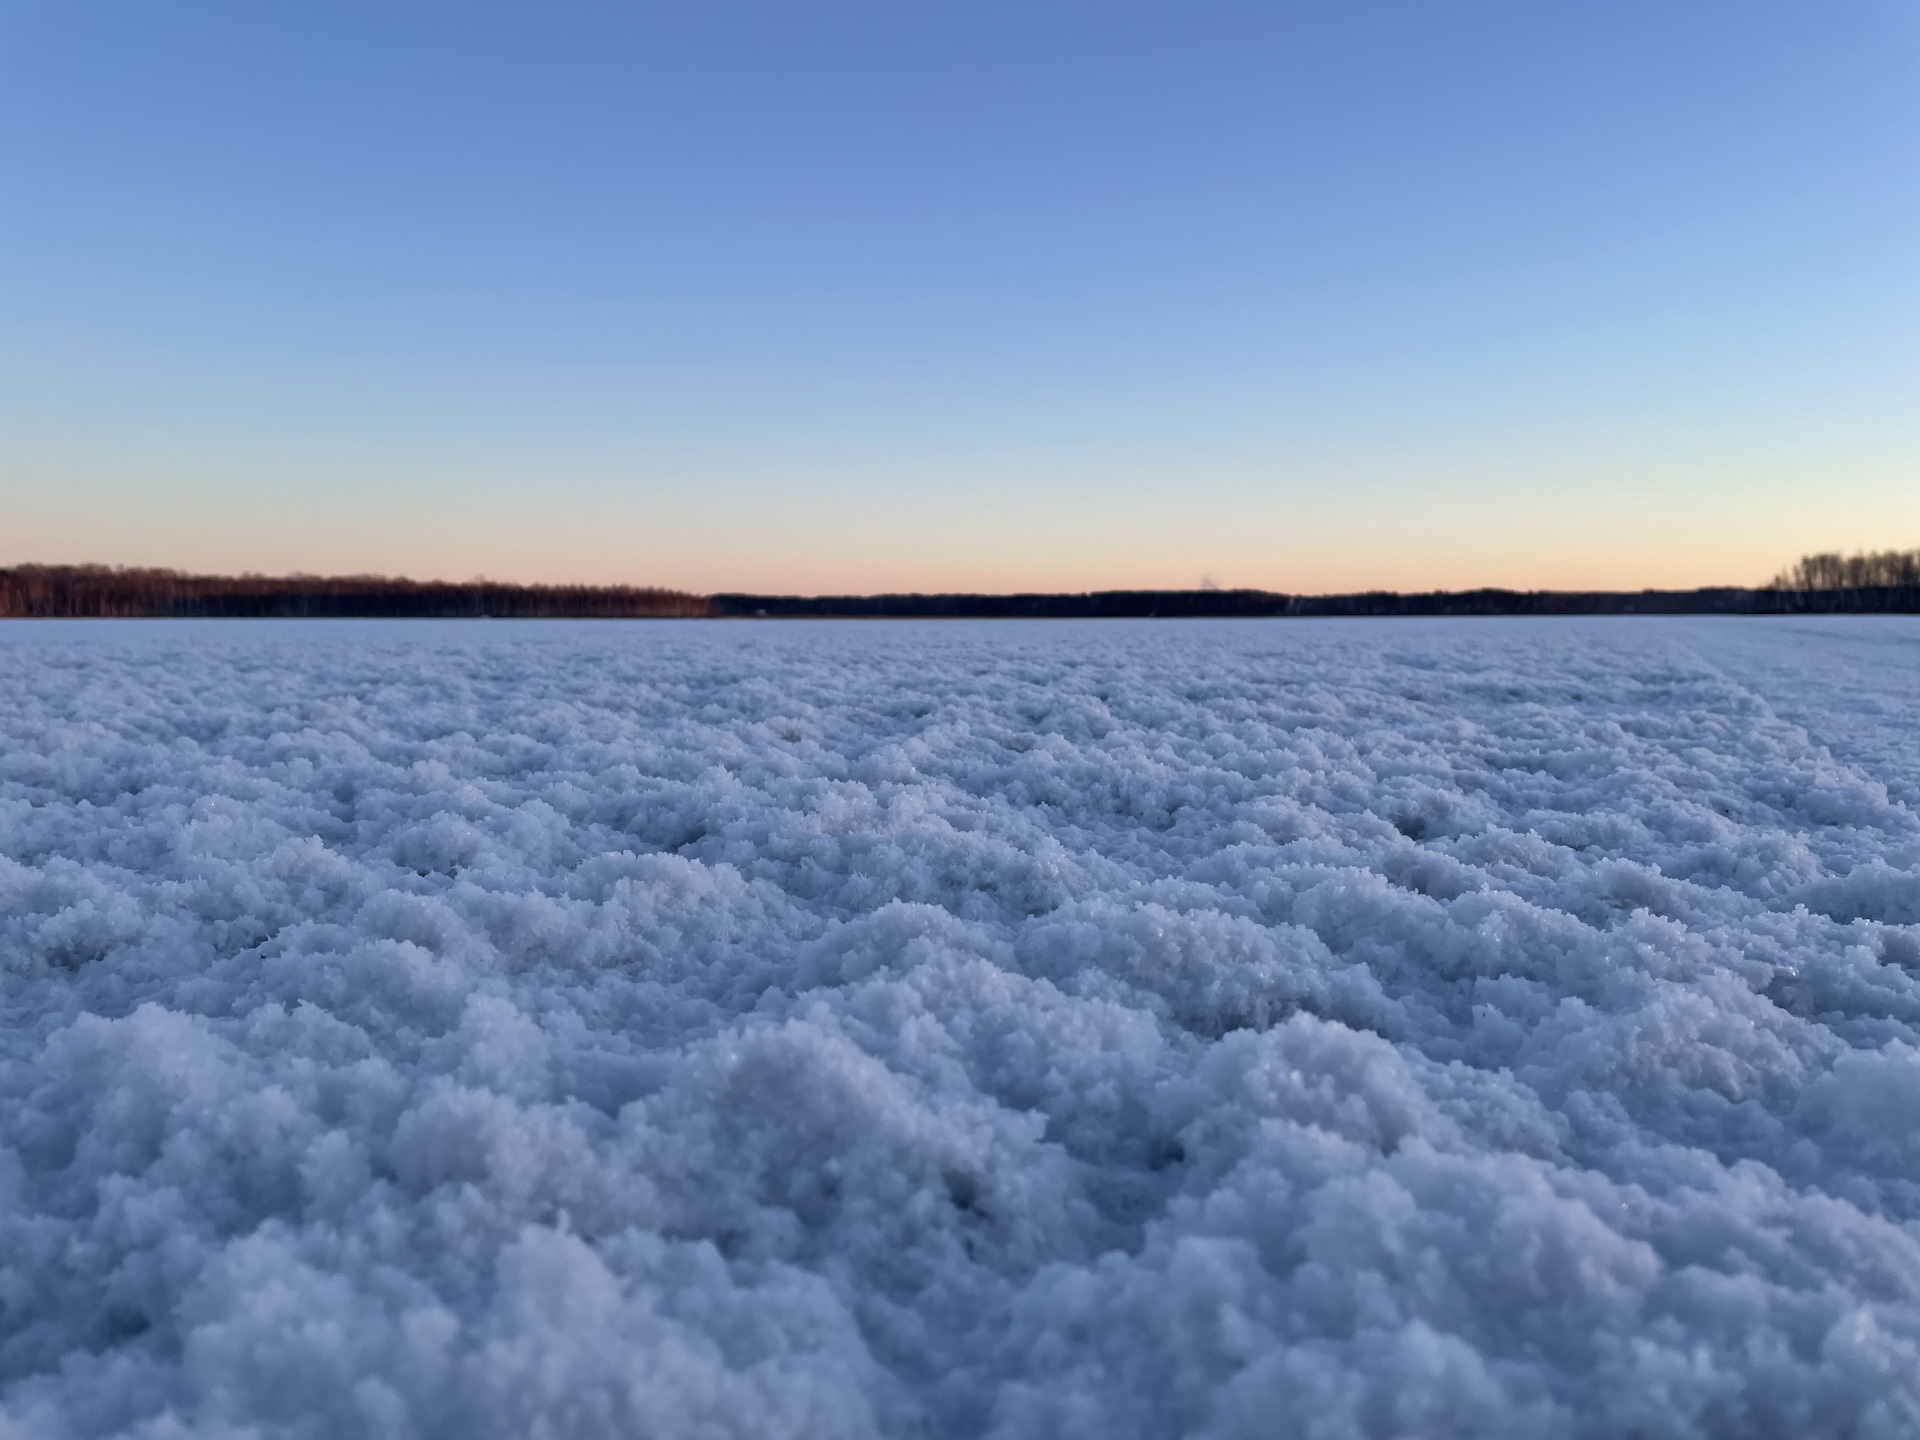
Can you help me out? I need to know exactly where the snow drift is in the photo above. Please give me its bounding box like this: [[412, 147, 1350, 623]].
[[2, 616, 1918, 1438]]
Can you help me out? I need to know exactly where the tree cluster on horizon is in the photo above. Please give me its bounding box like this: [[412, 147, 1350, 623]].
[[1771, 549, 1920, 593]]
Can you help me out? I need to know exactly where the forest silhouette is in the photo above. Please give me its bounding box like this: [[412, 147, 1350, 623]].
[[3, 552, 1916, 619]]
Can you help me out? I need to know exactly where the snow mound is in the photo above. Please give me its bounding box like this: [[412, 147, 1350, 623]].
[[3, 616, 1919, 1439]]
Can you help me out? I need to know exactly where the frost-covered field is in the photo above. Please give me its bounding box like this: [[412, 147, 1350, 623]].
[[3, 617, 1919, 1440]]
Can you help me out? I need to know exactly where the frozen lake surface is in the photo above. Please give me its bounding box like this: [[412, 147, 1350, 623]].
[[3, 616, 1919, 1439]]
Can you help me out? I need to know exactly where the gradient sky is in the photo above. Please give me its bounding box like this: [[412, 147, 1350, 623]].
[[3, 0, 1916, 595]]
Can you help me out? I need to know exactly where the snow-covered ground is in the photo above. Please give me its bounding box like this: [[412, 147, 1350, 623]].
[[3, 616, 1918, 1440]]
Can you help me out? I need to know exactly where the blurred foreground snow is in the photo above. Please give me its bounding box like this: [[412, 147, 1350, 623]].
[[2, 617, 1919, 1439]]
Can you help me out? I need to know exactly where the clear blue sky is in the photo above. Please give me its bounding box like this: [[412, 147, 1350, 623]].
[[3, 0, 1915, 593]]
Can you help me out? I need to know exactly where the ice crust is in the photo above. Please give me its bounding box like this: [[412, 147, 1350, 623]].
[[2, 616, 1919, 1439]]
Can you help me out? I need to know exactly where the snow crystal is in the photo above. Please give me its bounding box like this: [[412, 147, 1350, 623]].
[[2, 615, 1919, 1439]]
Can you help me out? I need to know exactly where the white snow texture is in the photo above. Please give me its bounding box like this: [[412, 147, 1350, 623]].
[[3, 616, 1919, 1440]]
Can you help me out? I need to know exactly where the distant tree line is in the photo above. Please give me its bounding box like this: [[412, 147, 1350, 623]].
[[708, 552, 1916, 617], [5, 556, 1917, 620], [0, 566, 712, 618], [708, 589, 1296, 618], [711, 587, 1816, 618]]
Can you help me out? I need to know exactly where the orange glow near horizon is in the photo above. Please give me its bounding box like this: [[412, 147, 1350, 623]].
[[7, 448, 1914, 597]]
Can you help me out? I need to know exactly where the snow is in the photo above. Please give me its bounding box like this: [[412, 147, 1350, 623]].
[[2, 615, 1918, 1439]]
